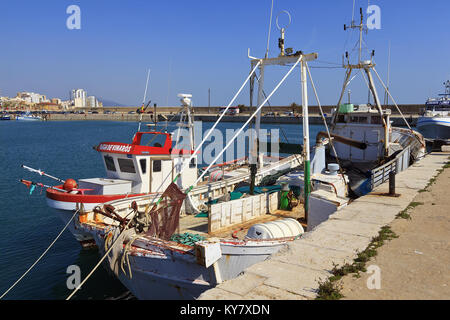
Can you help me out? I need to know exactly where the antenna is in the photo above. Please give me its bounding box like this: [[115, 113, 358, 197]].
[[440, 80, 450, 97], [276, 10, 291, 57], [351, 0, 355, 25], [265, 0, 274, 59], [384, 41, 391, 105], [142, 68, 150, 104], [343, 7, 368, 65]]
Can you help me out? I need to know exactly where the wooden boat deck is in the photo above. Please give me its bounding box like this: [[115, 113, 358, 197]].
[[178, 204, 305, 240]]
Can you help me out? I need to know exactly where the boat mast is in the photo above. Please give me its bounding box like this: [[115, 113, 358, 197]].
[[248, 9, 317, 217], [440, 80, 450, 98], [138, 69, 151, 132], [301, 58, 310, 221], [332, 7, 389, 155], [384, 41, 391, 106], [177, 94, 195, 152]]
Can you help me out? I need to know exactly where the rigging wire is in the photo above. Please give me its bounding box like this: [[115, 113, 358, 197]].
[[0, 209, 80, 299], [191, 56, 302, 188], [305, 62, 348, 186]]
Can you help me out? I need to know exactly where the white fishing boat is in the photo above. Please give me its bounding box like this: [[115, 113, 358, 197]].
[[417, 80, 450, 141], [0, 113, 11, 120], [321, 7, 426, 197], [35, 93, 301, 247], [72, 12, 353, 300], [16, 111, 42, 121]]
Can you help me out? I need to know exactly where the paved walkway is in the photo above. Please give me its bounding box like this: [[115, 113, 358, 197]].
[[198, 152, 450, 300], [341, 161, 450, 299]]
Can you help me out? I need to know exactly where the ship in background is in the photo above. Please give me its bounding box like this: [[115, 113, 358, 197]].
[[417, 80, 450, 141]]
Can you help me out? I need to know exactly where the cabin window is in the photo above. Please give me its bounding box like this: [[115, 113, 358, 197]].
[[337, 115, 346, 123], [357, 116, 368, 123], [350, 116, 368, 123], [139, 159, 147, 174], [153, 160, 161, 172], [140, 133, 167, 148], [371, 116, 382, 124], [118, 158, 136, 173], [104, 155, 116, 172]]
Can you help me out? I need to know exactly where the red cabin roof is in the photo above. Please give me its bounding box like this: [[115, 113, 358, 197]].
[[95, 131, 195, 156]]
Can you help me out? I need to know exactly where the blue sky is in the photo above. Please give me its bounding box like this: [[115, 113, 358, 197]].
[[0, 0, 449, 107]]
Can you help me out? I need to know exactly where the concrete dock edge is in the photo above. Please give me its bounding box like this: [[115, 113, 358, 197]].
[[198, 151, 450, 300]]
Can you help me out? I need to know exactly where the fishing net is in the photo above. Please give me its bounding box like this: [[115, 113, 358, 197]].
[[145, 183, 186, 240]]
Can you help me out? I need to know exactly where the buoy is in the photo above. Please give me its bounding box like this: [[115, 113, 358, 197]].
[[63, 178, 78, 191]]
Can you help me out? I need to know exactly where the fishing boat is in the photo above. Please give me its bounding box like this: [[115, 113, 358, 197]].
[[0, 113, 11, 120], [32, 93, 300, 247], [71, 12, 354, 299], [16, 111, 42, 121], [321, 7, 426, 197], [417, 80, 450, 141]]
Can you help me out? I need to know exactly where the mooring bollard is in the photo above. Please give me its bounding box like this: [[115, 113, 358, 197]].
[[389, 171, 396, 196]]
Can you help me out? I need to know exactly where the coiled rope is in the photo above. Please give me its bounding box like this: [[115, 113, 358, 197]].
[[0, 209, 80, 299]]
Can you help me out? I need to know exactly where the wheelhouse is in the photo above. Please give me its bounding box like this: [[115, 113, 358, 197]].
[[332, 104, 391, 163], [93, 132, 198, 194]]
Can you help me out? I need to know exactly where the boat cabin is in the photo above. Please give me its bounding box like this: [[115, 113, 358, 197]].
[[78, 132, 198, 195], [332, 104, 391, 163], [424, 99, 450, 116]]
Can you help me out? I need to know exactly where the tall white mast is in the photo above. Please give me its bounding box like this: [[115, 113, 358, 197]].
[[248, 9, 317, 215]]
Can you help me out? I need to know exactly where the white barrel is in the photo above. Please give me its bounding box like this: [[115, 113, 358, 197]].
[[246, 218, 304, 240]]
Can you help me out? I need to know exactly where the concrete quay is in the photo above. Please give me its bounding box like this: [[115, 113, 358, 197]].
[[45, 113, 418, 126], [198, 151, 450, 300]]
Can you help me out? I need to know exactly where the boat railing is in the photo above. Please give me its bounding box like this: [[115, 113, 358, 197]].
[[370, 145, 411, 189]]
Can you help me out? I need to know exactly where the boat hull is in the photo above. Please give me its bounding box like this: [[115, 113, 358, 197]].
[[46, 189, 146, 247], [88, 231, 289, 300], [417, 117, 450, 140], [49, 206, 97, 247]]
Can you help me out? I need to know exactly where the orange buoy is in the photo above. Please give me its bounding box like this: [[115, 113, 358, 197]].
[[63, 178, 78, 191]]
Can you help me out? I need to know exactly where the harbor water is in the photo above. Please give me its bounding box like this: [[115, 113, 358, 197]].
[[0, 120, 325, 300]]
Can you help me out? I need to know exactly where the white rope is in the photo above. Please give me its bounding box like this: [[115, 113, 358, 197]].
[[132, 61, 263, 207], [139, 60, 262, 203], [192, 55, 303, 187], [66, 211, 135, 300], [0, 209, 79, 299], [305, 62, 348, 186], [372, 67, 413, 130], [177, 60, 262, 177]]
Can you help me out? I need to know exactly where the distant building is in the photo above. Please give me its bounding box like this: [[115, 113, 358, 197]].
[[16, 92, 48, 104], [87, 96, 99, 108], [51, 98, 62, 105], [36, 102, 60, 111], [72, 89, 87, 108], [60, 100, 72, 110]]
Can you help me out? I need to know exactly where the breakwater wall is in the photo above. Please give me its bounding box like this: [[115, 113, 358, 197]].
[[45, 113, 419, 127]]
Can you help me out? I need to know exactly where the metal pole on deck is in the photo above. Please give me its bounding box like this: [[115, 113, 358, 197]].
[[301, 58, 311, 223]]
